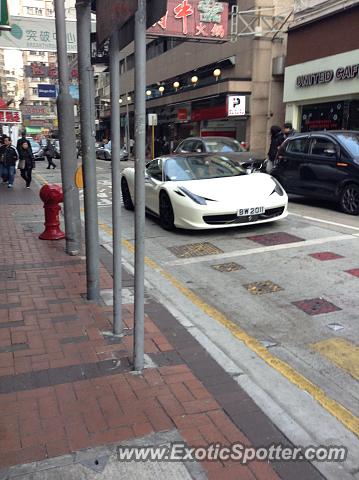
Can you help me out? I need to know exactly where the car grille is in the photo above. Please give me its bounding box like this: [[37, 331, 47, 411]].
[[203, 207, 284, 225]]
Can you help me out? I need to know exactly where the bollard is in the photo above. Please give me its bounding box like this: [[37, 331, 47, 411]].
[[39, 184, 65, 240]]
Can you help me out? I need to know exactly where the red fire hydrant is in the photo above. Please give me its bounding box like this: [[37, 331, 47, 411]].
[[39, 184, 65, 240]]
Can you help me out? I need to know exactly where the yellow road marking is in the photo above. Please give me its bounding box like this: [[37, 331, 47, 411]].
[[102, 222, 359, 437], [312, 338, 359, 381]]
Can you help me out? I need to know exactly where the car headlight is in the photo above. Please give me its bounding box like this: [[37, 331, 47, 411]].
[[178, 187, 208, 205], [270, 177, 284, 196]]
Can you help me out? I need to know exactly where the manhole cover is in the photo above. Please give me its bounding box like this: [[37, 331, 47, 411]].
[[346, 268, 359, 278], [244, 280, 283, 295], [168, 242, 223, 258], [211, 262, 243, 272], [309, 252, 344, 261], [292, 298, 341, 316], [247, 232, 304, 246]]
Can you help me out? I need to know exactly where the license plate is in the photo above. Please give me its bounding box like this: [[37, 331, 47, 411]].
[[238, 206, 265, 216]]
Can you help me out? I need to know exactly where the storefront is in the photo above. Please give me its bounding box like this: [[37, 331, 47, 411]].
[[283, 3, 359, 133]]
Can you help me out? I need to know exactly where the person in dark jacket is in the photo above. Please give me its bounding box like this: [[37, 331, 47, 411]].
[[266, 125, 285, 173], [283, 122, 296, 139], [16, 131, 33, 154], [18, 139, 35, 188], [44, 138, 56, 169], [0, 136, 19, 188]]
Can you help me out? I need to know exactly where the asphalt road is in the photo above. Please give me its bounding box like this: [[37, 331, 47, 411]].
[[34, 157, 359, 479]]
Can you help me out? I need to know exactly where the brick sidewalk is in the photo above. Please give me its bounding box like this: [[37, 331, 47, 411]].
[[0, 185, 323, 479]]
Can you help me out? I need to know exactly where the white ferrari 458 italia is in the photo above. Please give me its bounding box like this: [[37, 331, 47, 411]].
[[121, 154, 288, 230]]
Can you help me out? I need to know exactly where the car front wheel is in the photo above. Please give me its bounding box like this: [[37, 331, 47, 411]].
[[159, 191, 175, 230], [340, 183, 359, 215], [121, 178, 134, 210]]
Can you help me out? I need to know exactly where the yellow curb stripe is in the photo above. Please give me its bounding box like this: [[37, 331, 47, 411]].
[[99, 222, 359, 437], [311, 338, 359, 381]]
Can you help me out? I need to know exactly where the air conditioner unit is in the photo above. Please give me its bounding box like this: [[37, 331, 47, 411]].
[[272, 56, 285, 76]]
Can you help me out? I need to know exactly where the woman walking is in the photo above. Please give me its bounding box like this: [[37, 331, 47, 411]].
[[18, 139, 35, 188], [266, 125, 285, 174], [44, 139, 56, 169]]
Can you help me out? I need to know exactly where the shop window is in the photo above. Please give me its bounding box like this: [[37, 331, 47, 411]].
[[286, 138, 308, 154], [310, 138, 336, 156]]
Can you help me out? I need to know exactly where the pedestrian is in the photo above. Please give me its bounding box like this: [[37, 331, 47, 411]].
[[0, 136, 19, 188], [283, 122, 296, 139], [129, 138, 135, 156], [43, 138, 56, 169], [266, 125, 285, 174], [0, 135, 8, 184], [16, 130, 33, 154], [18, 139, 35, 188]]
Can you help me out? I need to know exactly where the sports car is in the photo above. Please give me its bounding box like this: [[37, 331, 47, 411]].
[[121, 154, 288, 230]]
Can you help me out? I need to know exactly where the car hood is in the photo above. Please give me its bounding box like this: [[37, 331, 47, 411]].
[[173, 173, 277, 202]]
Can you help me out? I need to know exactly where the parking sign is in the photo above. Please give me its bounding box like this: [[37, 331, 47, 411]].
[[227, 95, 246, 116]]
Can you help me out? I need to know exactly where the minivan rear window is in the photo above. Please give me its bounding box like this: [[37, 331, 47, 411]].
[[336, 133, 359, 156], [285, 138, 307, 154]]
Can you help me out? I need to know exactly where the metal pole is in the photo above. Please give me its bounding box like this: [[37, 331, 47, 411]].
[[109, 30, 122, 335], [54, 0, 81, 255], [134, 0, 146, 371], [76, 0, 100, 300], [126, 101, 130, 156]]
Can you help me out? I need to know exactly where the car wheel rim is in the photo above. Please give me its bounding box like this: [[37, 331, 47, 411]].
[[343, 187, 359, 213]]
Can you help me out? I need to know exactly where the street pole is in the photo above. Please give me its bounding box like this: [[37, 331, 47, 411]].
[[54, 0, 81, 255], [76, 0, 100, 301], [126, 99, 130, 156], [152, 124, 155, 159], [110, 30, 122, 335], [134, 0, 146, 372]]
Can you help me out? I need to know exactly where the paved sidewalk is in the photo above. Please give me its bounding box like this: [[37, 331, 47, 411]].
[[0, 182, 323, 479]]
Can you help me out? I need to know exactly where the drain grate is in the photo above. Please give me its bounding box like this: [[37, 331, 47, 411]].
[[292, 297, 341, 316], [211, 262, 243, 272], [247, 232, 304, 246], [244, 280, 283, 295], [309, 252, 344, 261], [168, 242, 223, 258]]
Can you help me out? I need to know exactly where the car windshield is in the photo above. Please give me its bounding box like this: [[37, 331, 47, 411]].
[[164, 156, 246, 181], [204, 139, 245, 153], [336, 133, 359, 156]]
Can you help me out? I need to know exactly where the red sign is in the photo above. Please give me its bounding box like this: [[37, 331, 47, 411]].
[[177, 108, 188, 120], [0, 110, 22, 124], [148, 0, 228, 41], [191, 104, 227, 121]]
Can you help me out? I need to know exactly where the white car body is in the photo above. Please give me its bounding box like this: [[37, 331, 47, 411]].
[[122, 156, 288, 230]]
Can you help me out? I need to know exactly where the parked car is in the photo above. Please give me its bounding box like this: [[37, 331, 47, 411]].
[[272, 130, 359, 215], [121, 153, 288, 230], [96, 144, 128, 161], [174, 136, 264, 170], [26, 137, 45, 161]]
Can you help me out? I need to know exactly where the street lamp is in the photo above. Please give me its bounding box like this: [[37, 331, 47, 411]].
[[146, 90, 152, 97], [127, 95, 131, 102], [213, 68, 221, 81], [173, 81, 180, 91], [191, 75, 198, 86], [119, 98, 123, 104], [159, 85, 165, 95]]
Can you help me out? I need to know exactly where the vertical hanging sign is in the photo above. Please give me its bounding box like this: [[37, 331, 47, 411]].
[[0, 0, 10, 31]]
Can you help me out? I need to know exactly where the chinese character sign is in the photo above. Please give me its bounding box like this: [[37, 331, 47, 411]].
[[0, 110, 22, 124], [148, 0, 228, 40]]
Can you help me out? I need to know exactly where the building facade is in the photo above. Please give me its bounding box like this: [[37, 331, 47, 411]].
[[95, 0, 294, 156], [284, 0, 359, 132], [0, 49, 8, 101]]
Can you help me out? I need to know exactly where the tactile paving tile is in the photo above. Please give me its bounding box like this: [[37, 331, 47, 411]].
[[292, 298, 341, 316], [346, 268, 359, 278], [309, 252, 344, 261], [247, 232, 304, 246], [168, 242, 223, 258], [211, 262, 243, 272], [244, 280, 283, 295]]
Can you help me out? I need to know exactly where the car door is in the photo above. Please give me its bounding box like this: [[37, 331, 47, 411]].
[[275, 136, 309, 193], [301, 136, 342, 197], [145, 159, 163, 214]]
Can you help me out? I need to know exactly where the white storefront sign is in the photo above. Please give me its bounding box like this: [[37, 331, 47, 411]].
[[284, 49, 359, 103], [0, 16, 95, 52], [227, 95, 246, 116]]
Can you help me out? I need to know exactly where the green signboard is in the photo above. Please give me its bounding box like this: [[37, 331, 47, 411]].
[[0, 0, 10, 31]]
